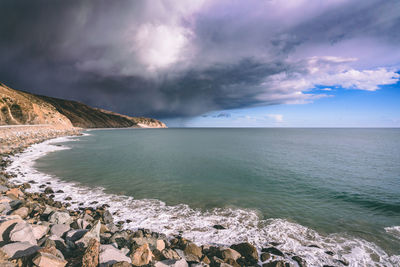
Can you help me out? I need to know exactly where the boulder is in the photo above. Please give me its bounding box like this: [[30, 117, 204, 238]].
[[155, 259, 188, 267], [76, 221, 101, 247], [0, 241, 39, 259], [50, 224, 70, 237], [9, 221, 37, 245], [261, 252, 271, 262], [292, 256, 306, 267], [44, 187, 54, 194], [32, 224, 50, 240], [230, 243, 258, 265], [183, 243, 202, 262], [221, 248, 241, 261], [82, 238, 100, 267], [130, 243, 153, 266], [32, 252, 67, 267], [0, 185, 8, 193], [11, 207, 29, 219], [0, 215, 23, 242], [103, 210, 114, 224], [65, 229, 88, 242], [6, 188, 23, 198], [48, 212, 71, 225], [8, 200, 23, 210], [99, 244, 131, 267]]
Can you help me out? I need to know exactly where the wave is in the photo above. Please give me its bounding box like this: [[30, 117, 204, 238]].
[[5, 135, 400, 267]]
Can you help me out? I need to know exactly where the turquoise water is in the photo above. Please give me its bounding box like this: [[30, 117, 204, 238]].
[[34, 128, 400, 256]]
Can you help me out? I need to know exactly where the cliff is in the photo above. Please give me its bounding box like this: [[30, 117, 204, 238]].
[[0, 82, 166, 128]]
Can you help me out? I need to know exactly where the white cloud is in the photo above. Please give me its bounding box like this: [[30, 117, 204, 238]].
[[267, 114, 284, 122]]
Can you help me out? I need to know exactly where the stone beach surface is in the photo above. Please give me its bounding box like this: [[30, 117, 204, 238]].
[[0, 127, 331, 267]]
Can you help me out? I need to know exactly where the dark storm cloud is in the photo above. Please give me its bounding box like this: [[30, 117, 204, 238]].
[[0, 0, 399, 118]]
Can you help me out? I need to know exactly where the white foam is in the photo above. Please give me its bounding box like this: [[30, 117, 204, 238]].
[[385, 226, 400, 240], [5, 135, 400, 267]]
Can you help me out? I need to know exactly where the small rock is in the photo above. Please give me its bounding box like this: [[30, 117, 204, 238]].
[[44, 187, 54, 194], [261, 252, 271, 262], [324, 251, 334, 256], [103, 210, 114, 224], [48, 211, 71, 225], [50, 224, 70, 237], [99, 244, 131, 267], [9, 199, 23, 210], [157, 239, 166, 251], [32, 252, 67, 267], [155, 259, 189, 267], [162, 248, 181, 260], [213, 225, 226, 230], [11, 206, 29, 219], [56, 190, 64, 193], [112, 262, 132, 267], [130, 243, 153, 266], [82, 238, 100, 267], [32, 224, 50, 240], [0, 185, 8, 193], [0, 241, 39, 259], [64, 197, 72, 201]]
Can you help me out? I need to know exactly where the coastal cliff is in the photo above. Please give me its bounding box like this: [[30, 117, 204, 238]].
[[0, 82, 166, 129]]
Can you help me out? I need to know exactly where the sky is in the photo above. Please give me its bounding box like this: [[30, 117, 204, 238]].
[[0, 0, 399, 127]]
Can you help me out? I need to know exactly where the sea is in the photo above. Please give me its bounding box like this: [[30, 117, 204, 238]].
[[6, 128, 400, 266]]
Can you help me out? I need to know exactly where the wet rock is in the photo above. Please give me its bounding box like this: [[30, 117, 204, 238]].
[[262, 247, 284, 257], [262, 260, 290, 267], [155, 258, 189, 267], [32, 224, 50, 240], [82, 238, 100, 267], [44, 187, 54, 194], [11, 206, 29, 219], [50, 224, 70, 237], [324, 251, 334, 256], [261, 252, 271, 262], [184, 243, 202, 262], [56, 190, 64, 193], [292, 256, 306, 267], [213, 225, 226, 230], [110, 231, 130, 249], [32, 251, 67, 267], [76, 220, 101, 247], [22, 183, 31, 189], [64, 197, 72, 201], [130, 243, 153, 266], [230, 243, 258, 264], [0, 241, 40, 259], [48, 211, 71, 225], [99, 244, 131, 267], [9, 221, 37, 245]]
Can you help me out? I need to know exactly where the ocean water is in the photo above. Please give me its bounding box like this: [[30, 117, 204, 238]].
[[6, 128, 400, 266]]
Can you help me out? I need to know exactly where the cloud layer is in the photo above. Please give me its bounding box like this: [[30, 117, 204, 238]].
[[0, 0, 399, 118]]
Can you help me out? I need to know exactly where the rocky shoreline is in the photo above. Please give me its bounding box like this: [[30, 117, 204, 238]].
[[0, 129, 345, 267]]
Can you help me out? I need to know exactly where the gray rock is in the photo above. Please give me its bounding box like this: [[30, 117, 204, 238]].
[[76, 218, 89, 229], [48, 211, 71, 225], [0, 241, 40, 259], [9, 200, 23, 210], [11, 207, 29, 219], [0, 185, 8, 193], [50, 224, 70, 237], [0, 215, 23, 242], [155, 259, 189, 267], [76, 220, 101, 247], [103, 210, 113, 224], [9, 221, 37, 245], [32, 224, 50, 240], [99, 244, 131, 267]]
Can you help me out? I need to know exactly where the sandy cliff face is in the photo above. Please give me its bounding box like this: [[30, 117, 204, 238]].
[[0, 83, 73, 128], [0, 82, 166, 128]]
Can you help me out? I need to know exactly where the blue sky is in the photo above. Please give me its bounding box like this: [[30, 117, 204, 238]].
[[166, 79, 400, 127]]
